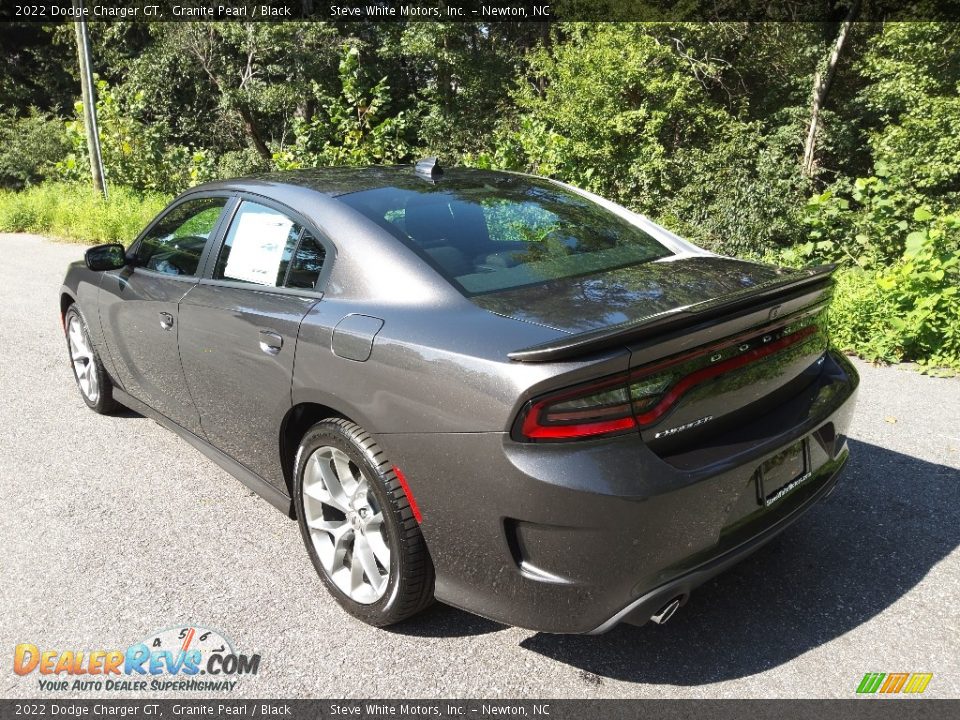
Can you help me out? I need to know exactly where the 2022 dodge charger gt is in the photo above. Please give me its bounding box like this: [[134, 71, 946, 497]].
[[60, 161, 859, 633]]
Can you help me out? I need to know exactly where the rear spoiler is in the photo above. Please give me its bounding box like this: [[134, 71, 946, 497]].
[[508, 264, 836, 363]]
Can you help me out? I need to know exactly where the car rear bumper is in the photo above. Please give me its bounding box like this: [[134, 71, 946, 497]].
[[588, 448, 847, 633], [379, 350, 859, 634]]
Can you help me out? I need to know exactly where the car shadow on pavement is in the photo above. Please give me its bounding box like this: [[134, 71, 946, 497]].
[[389, 601, 507, 638], [112, 406, 146, 420], [519, 439, 960, 684]]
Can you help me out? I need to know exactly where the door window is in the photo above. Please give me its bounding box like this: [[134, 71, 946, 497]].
[[286, 232, 326, 289], [136, 197, 227, 276], [214, 201, 326, 289]]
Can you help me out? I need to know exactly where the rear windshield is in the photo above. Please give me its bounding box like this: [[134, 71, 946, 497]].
[[337, 176, 672, 295]]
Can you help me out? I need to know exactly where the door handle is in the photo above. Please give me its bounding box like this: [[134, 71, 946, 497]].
[[159, 312, 174, 330], [258, 330, 283, 355]]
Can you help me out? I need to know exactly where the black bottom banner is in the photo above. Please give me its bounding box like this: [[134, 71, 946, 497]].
[[0, 700, 954, 720]]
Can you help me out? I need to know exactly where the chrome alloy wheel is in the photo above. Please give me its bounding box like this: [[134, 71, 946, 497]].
[[301, 446, 391, 604], [67, 315, 99, 403]]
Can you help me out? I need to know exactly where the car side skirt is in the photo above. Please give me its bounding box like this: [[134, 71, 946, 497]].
[[113, 388, 294, 517]]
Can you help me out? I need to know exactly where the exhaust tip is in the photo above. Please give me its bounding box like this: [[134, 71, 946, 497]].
[[650, 597, 682, 625]]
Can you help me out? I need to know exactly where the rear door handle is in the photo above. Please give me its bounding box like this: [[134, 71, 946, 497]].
[[159, 311, 174, 330], [258, 330, 283, 355]]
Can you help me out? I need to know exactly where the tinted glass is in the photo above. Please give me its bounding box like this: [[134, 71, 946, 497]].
[[338, 178, 671, 295], [214, 202, 304, 287], [136, 197, 227, 276], [286, 232, 326, 289]]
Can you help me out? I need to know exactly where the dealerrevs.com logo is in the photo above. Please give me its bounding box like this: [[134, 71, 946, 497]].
[[856, 672, 933, 695], [13, 626, 260, 693]]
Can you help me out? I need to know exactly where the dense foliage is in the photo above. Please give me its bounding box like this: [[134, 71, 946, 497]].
[[1, 21, 957, 369]]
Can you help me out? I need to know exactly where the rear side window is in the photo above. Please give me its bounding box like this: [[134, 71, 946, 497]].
[[286, 232, 326, 289], [136, 197, 227, 276], [338, 177, 672, 296], [214, 201, 326, 289]]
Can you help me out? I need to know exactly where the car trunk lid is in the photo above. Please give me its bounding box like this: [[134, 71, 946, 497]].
[[473, 256, 792, 340], [496, 256, 835, 454]]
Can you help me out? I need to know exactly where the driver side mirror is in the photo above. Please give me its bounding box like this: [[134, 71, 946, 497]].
[[84, 243, 127, 272]]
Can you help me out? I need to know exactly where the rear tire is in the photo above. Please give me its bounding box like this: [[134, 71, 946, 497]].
[[293, 418, 434, 626], [64, 304, 118, 415]]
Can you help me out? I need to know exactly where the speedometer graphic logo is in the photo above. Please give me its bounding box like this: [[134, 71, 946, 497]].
[[140, 626, 235, 658]]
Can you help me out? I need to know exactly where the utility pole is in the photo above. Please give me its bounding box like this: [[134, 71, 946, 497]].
[[72, 0, 107, 198]]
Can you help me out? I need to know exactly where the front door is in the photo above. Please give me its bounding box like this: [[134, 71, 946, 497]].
[[99, 196, 230, 434], [178, 200, 328, 488]]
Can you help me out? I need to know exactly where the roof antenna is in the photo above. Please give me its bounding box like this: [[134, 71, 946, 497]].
[[415, 157, 443, 180]]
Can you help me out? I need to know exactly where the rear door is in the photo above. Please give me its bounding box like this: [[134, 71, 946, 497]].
[[99, 195, 231, 434], [177, 198, 329, 489]]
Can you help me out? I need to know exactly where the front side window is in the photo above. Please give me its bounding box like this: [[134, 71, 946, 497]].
[[214, 201, 326, 290], [136, 197, 227, 276]]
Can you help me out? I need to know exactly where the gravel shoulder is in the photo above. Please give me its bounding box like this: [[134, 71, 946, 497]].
[[1, 233, 958, 699]]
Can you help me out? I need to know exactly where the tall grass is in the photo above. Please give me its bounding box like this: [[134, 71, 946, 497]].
[[0, 183, 169, 245]]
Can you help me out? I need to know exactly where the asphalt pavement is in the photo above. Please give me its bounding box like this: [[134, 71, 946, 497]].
[[1, 233, 958, 699]]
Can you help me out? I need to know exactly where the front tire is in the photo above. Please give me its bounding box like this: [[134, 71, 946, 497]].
[[64, 304, 118, 414], [294, 418, 434, 626]]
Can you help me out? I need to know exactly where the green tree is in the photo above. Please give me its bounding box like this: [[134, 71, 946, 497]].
[[274, 44, 414, 168]]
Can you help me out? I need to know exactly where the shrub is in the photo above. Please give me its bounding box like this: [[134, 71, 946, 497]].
[[58, 82, 218, 195], [0, 109, 70, 190], [655, 129, 809, 256], [828, 267, 904, 364], [874, 213, 960, 370], [782, 199, 960, 372], [798, 174, 919, 269], [0, 183, 169, 245], [217, 147, 272, 179]]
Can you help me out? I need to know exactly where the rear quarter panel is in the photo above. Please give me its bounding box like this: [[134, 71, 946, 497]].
[[291, 298, 632, 434]]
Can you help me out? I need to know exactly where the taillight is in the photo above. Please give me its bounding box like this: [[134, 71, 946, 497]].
[[515, 370, 675, 441], [518, 375, 638, 440], [513, 319, 820, 442]]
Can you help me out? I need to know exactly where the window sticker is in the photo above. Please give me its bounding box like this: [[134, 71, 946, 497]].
[[223, 209, 294, 285]]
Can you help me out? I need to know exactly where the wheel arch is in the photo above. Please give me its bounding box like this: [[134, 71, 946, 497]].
[[279, 401, 356, 506], [59, 290, 77, 329]]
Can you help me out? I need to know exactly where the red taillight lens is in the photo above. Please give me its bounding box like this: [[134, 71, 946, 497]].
[[513, 319, 821, 442], [519, 375, 637, 440], [516, 371, 677, 441]]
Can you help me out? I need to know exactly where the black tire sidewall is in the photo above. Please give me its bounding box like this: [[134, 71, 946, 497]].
[[293, 421, 407, 625]]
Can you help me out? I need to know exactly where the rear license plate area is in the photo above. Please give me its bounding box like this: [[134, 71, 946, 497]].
[[756, 440, 812, 507]]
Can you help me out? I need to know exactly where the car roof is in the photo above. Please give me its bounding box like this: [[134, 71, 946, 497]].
[[189, 165, 528, 198]]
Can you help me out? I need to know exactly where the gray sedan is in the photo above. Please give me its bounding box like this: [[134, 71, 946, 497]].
[[60, 161, 858, 633]]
